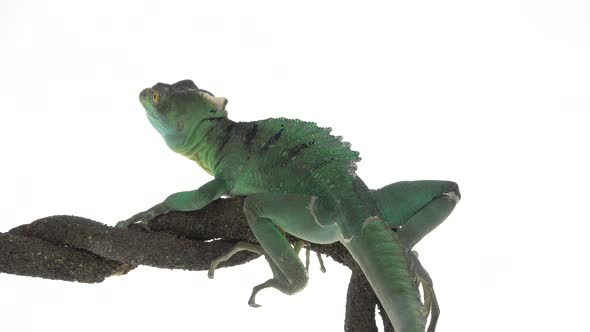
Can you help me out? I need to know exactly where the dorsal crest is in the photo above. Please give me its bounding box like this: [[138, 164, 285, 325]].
[[253, 117, 361, 175]]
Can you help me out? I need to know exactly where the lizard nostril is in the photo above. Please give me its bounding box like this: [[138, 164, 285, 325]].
[[442, 191, 460, 203], [443, 182, 461, 201], [452, 184, 461, 200], [139, 88, 150, 100], [438, 182, 461, 202]]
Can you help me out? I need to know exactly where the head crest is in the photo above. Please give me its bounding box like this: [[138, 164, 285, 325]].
[[199, 90, 228, 114]]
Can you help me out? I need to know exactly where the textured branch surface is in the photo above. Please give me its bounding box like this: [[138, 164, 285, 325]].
[[0, 197, 389, 331]]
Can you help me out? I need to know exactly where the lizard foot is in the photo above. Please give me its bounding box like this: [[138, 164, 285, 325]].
[[410, 250, 440, 332], [209, 240, 307, 309], [303, 243, 326, 273], [316, 250, 326, 273], [115, 203, 168, 230], [248, 278, 279, 308], [115, 212, 150, 230]]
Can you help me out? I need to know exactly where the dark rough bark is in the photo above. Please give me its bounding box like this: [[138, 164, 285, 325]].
[[0, 232, 128, 283], [345, 268, 379, 332], [0, 197, 388, 330]]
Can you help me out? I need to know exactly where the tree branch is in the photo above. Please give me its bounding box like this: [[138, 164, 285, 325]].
[[0, 197, 387, 330]]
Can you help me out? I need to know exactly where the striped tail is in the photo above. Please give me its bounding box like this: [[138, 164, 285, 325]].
[[342, 216, 426, 332]]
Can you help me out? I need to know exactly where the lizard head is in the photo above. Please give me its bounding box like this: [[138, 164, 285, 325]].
[[139, 79, 228, 139]]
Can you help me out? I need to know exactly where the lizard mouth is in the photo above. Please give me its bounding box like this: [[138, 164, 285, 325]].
[[145, 110, 161, 124], [146, 111, 156, 120]]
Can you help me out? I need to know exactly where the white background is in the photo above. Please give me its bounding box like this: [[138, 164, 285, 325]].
[[1, 1, 588, 331]]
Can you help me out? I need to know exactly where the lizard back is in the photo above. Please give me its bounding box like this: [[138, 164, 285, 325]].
[[228, 117, 362, 197]]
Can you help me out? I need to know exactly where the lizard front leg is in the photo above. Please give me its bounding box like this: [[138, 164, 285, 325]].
[[116, 177, 230, 228]]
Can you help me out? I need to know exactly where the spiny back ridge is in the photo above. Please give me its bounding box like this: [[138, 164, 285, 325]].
[[252, 117, 361, 176]]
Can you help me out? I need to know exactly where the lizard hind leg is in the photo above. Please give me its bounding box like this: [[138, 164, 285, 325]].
[[239, 193, 338, 307], [371, 180, 460, 248], [207, 240, 299, 307], [371, 180, 459, 331]]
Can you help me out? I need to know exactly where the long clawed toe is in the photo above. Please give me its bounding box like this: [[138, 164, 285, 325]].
[[115, 218, 138, 229], [115, 211, 153, 231], [248, 279, 277, 308], [410, 250, 440, 332], [115, 219, 152, 231], [208, 241, 266, 279], [302, 243, 326, 273], [209, 238, 310, 310], [207, 242, 275, 308], [316, 251, 326, 273], [424, 285, 439, 332]]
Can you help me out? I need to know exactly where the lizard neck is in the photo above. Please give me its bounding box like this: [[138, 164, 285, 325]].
[[166, 117, 235, 176]]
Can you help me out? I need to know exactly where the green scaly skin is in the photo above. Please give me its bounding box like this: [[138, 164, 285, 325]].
[[118, 80, 460, 332]]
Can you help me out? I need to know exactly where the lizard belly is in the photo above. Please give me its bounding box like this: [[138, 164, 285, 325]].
[[229, 168, 353, 244], [229, 159, 319, 194], [279, 216, 341, 244]]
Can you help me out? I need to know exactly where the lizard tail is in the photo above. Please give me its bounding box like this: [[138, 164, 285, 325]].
[[342, 216, 426, 332]]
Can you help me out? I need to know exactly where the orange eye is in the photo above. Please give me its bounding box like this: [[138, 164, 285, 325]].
[[152, 91, 160, 104]]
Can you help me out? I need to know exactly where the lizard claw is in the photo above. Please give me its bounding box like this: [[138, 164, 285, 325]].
[[317, 251, 327, 273], [248, 279, 276, 308], [208, 241, 267, 280], [248, 298, 262, 308], [115, 211, 152, 230], [304, 243, 327, 273], [115, 204, 168, 230]]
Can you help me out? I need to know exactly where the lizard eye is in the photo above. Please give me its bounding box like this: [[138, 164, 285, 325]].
[[152, 91, 160, 104]]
